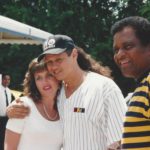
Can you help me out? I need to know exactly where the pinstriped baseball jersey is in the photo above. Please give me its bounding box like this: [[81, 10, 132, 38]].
[[57, 72, 127, 150]]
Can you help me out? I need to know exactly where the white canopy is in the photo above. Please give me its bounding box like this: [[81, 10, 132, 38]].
[[0, 15, 53, 45]]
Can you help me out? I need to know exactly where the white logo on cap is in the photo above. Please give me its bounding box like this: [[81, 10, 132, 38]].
[[48, 39, 55, 46], [44, 38, 56, 51]]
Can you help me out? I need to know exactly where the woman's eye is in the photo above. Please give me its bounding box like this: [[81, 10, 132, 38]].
[[35, 77, 41, 81], [47, 73, 53, 78], [48, 74, 52, 77]]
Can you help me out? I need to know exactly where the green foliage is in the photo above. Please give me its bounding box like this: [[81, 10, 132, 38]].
[[0, 44, 42, 90], [139, 1, 150, 20], [0, 0, 149, 95]]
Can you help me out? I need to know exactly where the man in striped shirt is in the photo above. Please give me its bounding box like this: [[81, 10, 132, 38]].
[[111, 16, 150, 149], [37, 35, 127, 150]]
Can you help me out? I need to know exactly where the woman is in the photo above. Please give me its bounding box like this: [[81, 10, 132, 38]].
[[4, 58, 63, 150]]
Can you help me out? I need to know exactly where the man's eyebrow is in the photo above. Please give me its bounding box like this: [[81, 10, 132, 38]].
[[45, 59, 53, 63]]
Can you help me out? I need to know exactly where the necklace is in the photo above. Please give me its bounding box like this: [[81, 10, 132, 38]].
[[42, 103, 58, 121], [64, 71, 87, 98]]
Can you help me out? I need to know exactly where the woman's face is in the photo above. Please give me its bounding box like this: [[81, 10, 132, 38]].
[[34, 69, 60, 98]]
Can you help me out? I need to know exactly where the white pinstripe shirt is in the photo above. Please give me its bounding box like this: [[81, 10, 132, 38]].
[[58, 72, 127, 150]]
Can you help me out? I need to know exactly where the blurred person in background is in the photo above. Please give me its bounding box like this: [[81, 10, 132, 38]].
[[0, 73, 15, 150]]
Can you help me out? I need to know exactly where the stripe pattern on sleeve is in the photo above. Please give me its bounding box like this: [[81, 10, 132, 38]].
[[121, 73, 150, 150]]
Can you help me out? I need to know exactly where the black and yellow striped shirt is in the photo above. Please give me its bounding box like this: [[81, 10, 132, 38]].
[[121, 72, 150, 150]]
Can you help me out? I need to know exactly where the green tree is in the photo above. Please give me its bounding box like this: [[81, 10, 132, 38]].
[[0, 0, 148, 95]]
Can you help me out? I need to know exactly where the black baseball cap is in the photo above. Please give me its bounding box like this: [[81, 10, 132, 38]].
[[37, 34, 75, 62]]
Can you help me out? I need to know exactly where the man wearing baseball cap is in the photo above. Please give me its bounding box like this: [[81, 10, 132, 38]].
[[38, 34, 75, 61], [7, 34, 127, 150]]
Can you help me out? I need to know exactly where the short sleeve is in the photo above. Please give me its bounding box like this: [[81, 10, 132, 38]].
[[6, 117, 27, 133], [6, 96, 30, 133], [105, 83, 127, 147]]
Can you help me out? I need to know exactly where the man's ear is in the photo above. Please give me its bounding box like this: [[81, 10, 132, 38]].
[[71, 48, 78, 58]]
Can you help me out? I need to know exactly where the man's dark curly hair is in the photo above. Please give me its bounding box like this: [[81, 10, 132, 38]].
[[111, 16, 150, 46]]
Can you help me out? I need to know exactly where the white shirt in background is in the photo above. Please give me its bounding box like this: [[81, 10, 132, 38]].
[[0, 85, 12, 116]]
